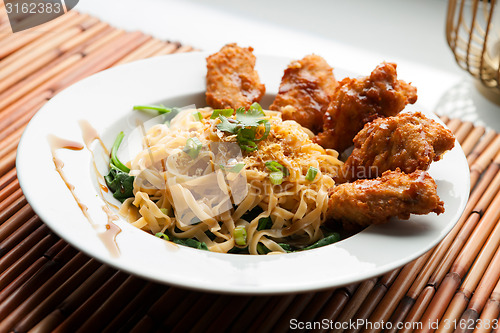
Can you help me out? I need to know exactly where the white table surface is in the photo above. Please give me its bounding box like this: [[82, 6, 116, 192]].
[[75, 0, 500, 131]]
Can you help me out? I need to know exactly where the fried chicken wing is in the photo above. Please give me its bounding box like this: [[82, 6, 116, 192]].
[[327, 169, 444, 227], [206, 43, 265, 110], [338, 112, 455, 182], [315, 62, 418, 152], [269, 55, 338, 133]]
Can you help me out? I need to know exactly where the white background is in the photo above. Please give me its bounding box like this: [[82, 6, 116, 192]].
[[76, 0, 500, 131]]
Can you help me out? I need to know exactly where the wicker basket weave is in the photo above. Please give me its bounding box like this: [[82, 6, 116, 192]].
[[446, 0, 500, 101]]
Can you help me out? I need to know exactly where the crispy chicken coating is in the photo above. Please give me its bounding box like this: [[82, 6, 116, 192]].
[[269, 55, 338, 133], [327, 169, 444, 227], [206, 43, 265, 110], [314, 62, 418, 152], [338, 112, 455, 182]]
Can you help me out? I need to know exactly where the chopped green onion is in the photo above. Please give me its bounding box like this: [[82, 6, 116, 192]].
[[133, 104, 173, 114], [160, 208, 168, 215], [155, 232, 169, 240], [183, 137, 203, 159], [110, 132, 130, 173], [234, 226, 247, 246], [269, 171, 284, 185], [302, 232, 340, 250], [265, 161, 287, 185], [210, 109, 234, 119], [221, 162, 245, 173], [192, 110, 203, 121], [265, 161, 285, 173], [306, 166, 319, 181]]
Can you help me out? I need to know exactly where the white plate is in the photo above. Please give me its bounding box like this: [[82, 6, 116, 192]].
[[17, 52, 470, 294]]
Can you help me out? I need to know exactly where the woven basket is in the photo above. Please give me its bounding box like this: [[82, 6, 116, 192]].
[[446, 0, 500, 103]]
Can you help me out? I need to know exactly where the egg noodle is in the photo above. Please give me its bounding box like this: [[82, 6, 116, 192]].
[[118, 107, 343, 254]]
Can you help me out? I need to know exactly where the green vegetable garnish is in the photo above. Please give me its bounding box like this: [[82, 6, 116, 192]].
[[110, 131, 130, 173], [192, 110, 203, 121], [302, 233, 341, 251], [257, 217, 272, 231], [210, 109, 234, 119], [105, 132, 135, 203], [257, 243, 270, 255], [234, 226, 247, 246], [306, 166, 319, 181], [160, 208, 168, 215], [172, 238, 209, 251], [216, 103, 270, 152], [220, 162, 245, 173], [183, 137, 203, 159], [133, 104, 174, 114], [265, 161, 287, 185], [155, 232, 169, 240], [104, 165, 135, 202]]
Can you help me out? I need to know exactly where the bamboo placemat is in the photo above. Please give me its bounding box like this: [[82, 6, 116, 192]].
[[1, 10, 500, 333]]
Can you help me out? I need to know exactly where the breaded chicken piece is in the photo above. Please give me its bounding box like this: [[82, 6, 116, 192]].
[[327, 169, 444, 227], [338, 112, 455, 182], [314, 62, 418, 152], [206, 43, 265, 110], [269, 55, 338, 133]]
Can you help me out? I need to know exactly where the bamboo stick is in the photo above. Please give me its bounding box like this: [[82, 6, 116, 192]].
[[58, 21, 109, 53], [472, 279, 500, 333], [272, 293, 316, 333], [0, 177, 19, 203], [0, 240, 66, 305], [32, 264, 116, 332], [344, 270, 401, 333], [452, 245, 500, 333], [429, 163, 500, 286], [0, 193, 26, 225], [460, 126, 486, 156], [151, 42, 180, 56], [0, 214, 41, 256], [469, 134, 500, 188], [249, 294, 296, 333], [417, 190, 500, 333], [102, 282, 168, 333], [0, 168, 16, 193], [14, 258, 103, 332], [204, 296, 253, 333], [0, 223, 48, 281], [399, 286, 435, 333], [170, 293, 221, 333], [0, 11, 80, 59], [0, 233, 59, 320], [0, 251, 89, 332], [452, 190, 500, 277], [225, 296, 272, 332], [436, 290, 470, 333], [0, 204, 34, 242], [297, 289, 336, 325], [0, 27, 82, 93], [364, 252, 433, 333], [0, 25, 115, 111], [0, 89, 51, 141], [467, 130, 497, 165], [454, 121, 474, 144], [446, 118, 463, 133], [0, 150, 16, 179], [316, 284, 358, 333], [113, 38, 165, 65], [53, 271, 128, 333], [0, 125, 25, 161], [71, 275, 145, 333], [332, 279, 377, 333], [0, 12, 87, 69], [439, 115, 450, 124]]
